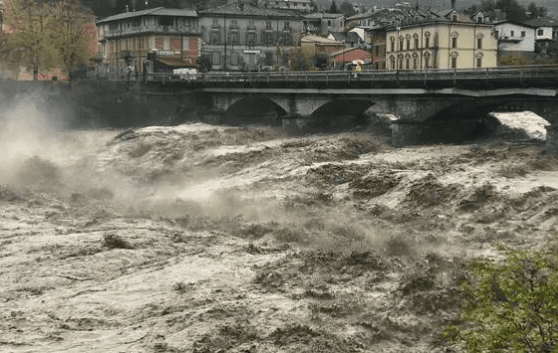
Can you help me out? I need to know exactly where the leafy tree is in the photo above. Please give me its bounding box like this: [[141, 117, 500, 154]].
[[197, 55, 211, 72], [444, 247, 558, 353], [527, 2, 548, 19], [49, 0, 96, 78], [496, 0, 527, 21], [2, 0, 58, 79], [328, 0, 338, 13], [312, 53, 329, 69], [340, 1, 356, 16]]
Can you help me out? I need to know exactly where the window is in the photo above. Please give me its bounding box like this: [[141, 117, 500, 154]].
[[266, 33, 273, 45], [477, 16, 482, 23], [163, 37, 170, 50], [477, 38, 482, 49], [452, 14, 457, 21], [155, 37, 163, 50], [451, 57, 457, 68], [521, 31, 526, 37], [406, 39, 410, 50], [511, 30, 514, 37], [391, 40, 395, 52], [247, 33, 257, 45], [390, 56, 395, 70], [249, 20, 255, 27], [230, 32, 239, 44], [266, 21, 272, 30], [159, 16, 173, 27], [109, 22, 118, 30], [231, 19, 237, 27], [212, 19, 219, 26], [399, 39, 403, 51], [538, 29, 544, 36], [452, 37, 457, 48], [425, 57, 429, 69], [183, 38, 190, 50], [405, 57, 409, 69], [414, 38, 419, 49], [212, 51, 220, 65], [494, 30, 499, 38], [413, 56, 417, 69], [210, 32, 220, 45], [425, 37, 429, 48], [328, 20, 332, 26], [184, 19, 190, 27], [477, 57, 482, 68], [283, 21, 290, 31], [231, 52, 239, 66], [398, 56, 403, 70]]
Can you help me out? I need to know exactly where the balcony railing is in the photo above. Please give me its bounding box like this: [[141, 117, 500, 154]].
[[106, 24, 199, 37]]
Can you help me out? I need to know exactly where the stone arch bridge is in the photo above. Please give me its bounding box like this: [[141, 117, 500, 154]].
[[190, 86, 558, 147]]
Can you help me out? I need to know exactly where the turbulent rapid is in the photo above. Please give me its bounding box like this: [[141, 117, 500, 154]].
[[2, 105, 558, 352]]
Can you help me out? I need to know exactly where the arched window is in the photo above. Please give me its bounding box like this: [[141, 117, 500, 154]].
[[424, 31, 431, 48], [412, 52, 418, 69], [413, 33, 419, 49], [398, 54, 404, 70], [424, 51, 430, 69], [390, 36, 395, 52], [476, 52, 483, 68], [451, 51, 458, 69], [405, 54, 410, 69], [390, 55, 396, 70]]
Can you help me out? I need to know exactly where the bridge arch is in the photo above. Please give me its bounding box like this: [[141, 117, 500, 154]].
[[223, 96, 288, 126], [306, 98, 376, 132]]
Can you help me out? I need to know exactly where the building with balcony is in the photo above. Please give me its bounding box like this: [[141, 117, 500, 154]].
[[258, 0, 313, 13], [199, 3, 303, 71], [96, 7, 200, 76], [385, 9, 498, 70], [493, 21, 536, 53], [302, 12, 345, 35]]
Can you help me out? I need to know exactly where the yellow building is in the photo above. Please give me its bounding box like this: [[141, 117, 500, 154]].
[[385, 9, 498, 70]]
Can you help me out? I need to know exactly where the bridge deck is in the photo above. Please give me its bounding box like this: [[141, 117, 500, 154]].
[[146, 65, 558, 91]]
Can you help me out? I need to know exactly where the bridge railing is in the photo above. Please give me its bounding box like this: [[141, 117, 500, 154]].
[[146, 65, 558, 84]]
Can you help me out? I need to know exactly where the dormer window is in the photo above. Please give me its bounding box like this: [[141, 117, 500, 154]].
[[452, 14, 457, 21]]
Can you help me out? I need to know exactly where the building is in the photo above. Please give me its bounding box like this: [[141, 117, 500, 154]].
[[96, 7, 200, 77], [492, 21, 536, 60], [523, 16, 558, 41], [329, 47, 372, 67], [301, 35, 345, 56], [302, 12, 345, 35], [385, 9, 498, 70], [258, 0, 313, 13], [199, 3, 303, 71], [327, 32, 364, 48], [365, 26, 387, 69]]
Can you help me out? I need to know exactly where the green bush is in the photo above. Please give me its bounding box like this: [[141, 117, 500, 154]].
[[444, 247, 558, 352]]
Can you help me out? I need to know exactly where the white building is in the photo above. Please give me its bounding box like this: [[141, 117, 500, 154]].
[[523, 17, 558, 41], [259, 0, 313, 13], [493, 21, 536, 52]]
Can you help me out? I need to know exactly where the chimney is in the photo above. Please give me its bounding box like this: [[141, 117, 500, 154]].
[[451, 0, 455, 9]]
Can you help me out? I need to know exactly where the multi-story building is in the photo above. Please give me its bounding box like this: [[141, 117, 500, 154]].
[[385, 9, 498, 70], [96, 7, 200, 76], [302, 12, 345, 35], [199, 3, 303, 71], [258, 0, 313, 13], [492, 21, 536, 55]]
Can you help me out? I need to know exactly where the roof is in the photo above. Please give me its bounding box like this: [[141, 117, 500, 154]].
[[97, 7, 197, 24], [329, 32, 363, 43], [200, 3, 302, 18], [301, 35, 343, 44], [523, 16, 558, 28], [304, 12, 345, 19], [493, 20, 537, 29]]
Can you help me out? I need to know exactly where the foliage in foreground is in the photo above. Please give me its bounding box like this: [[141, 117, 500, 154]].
[[444, 246, 558, 352]]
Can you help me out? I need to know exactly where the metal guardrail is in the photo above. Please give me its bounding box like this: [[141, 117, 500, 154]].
[[137, 65, 558, 85]]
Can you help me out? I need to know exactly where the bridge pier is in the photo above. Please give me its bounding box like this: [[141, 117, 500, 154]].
[[546, 125, 558, 155]]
